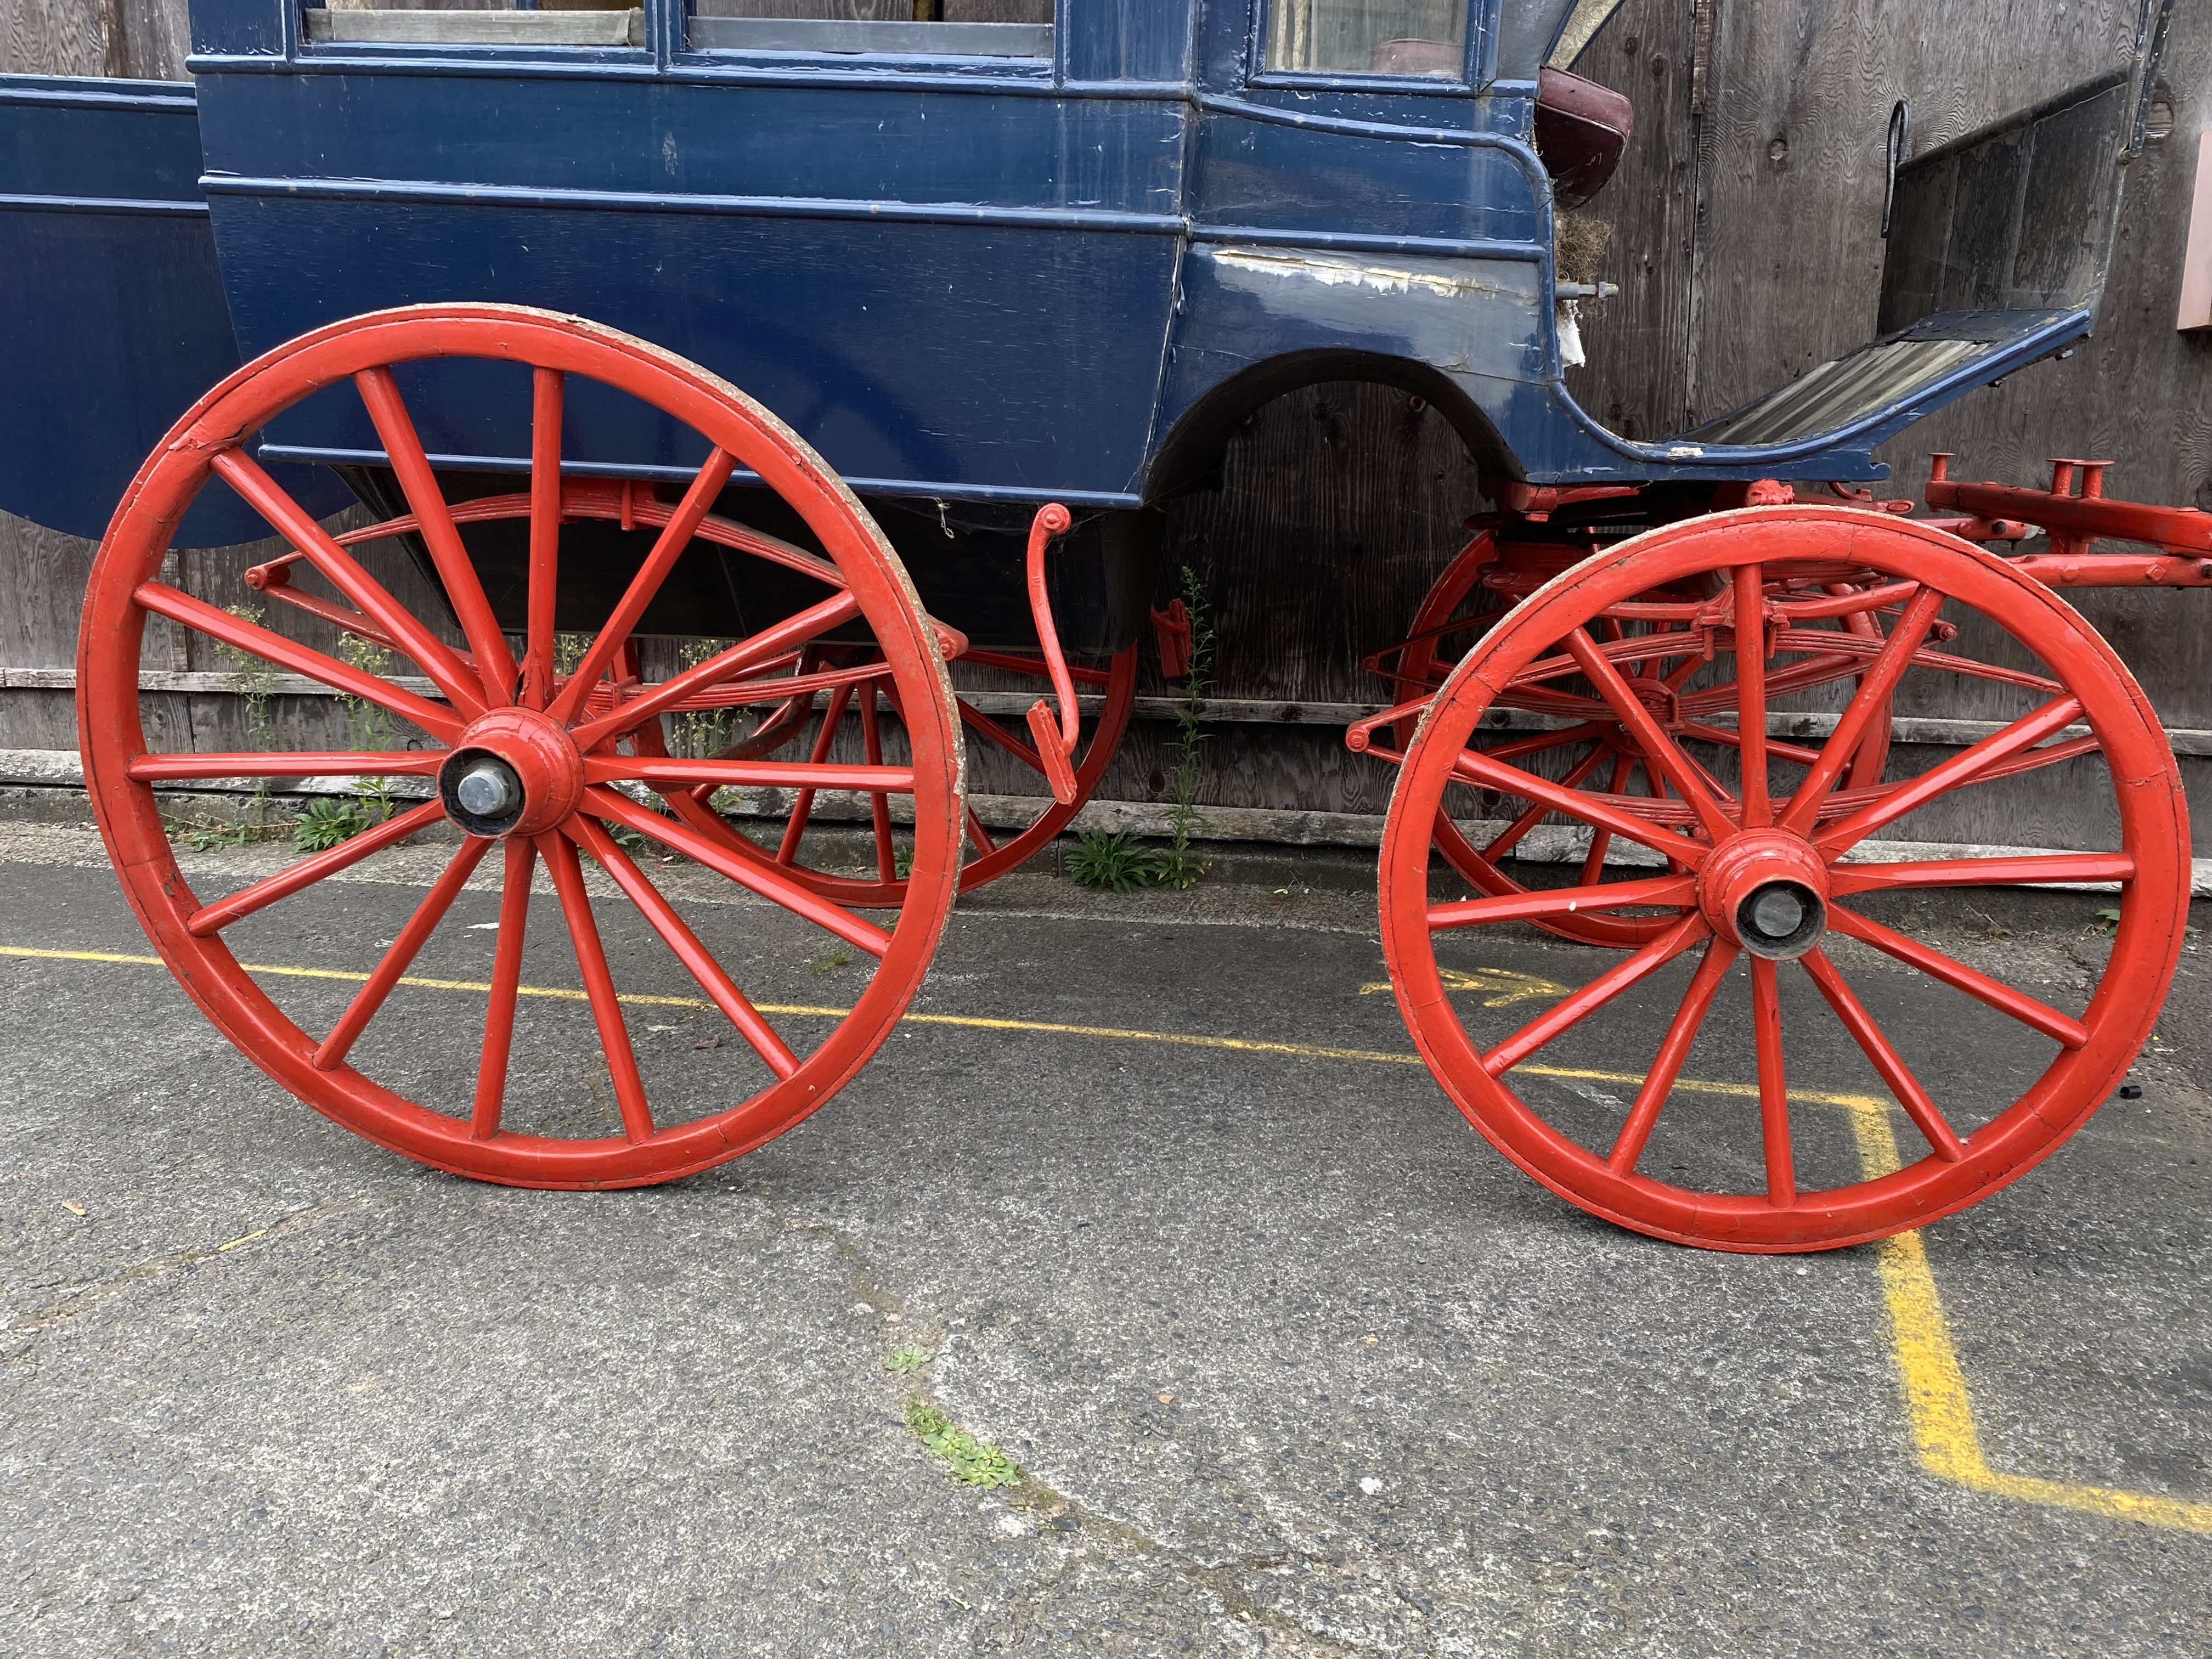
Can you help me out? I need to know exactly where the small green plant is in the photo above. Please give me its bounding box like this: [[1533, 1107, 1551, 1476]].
[[294, 794, 375, 852], [167, 815, 282, 853], [554, 631, 594, 675], [673, 636, 735, 758], [905, 1398, 1020, 1488], [333, 633, 402, 832], [1152, 565, 1215, 890], [216, 603, 281, 826], [1068, 828, 1161, 893], [893, 843, 915, 879], [887, 1345, 932, 1375], [807, 948, 854, 975]]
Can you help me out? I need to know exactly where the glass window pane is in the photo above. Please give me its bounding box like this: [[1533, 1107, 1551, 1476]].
[[303, 1, 645, 49], [689, 1, 1053, 58], [1265, 1, 1467, 78]]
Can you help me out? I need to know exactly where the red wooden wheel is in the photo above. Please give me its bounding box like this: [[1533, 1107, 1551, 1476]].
[[652, 638, 1138, 910], [1376, 506, 2190, 1251], [77, 303, 963, 1188], [1383, 527, 1912, 949]]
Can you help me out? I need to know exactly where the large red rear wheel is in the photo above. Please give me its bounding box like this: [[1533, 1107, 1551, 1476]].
[[78, 304, 963, 1188], [1377, 506, 2190, 1250]]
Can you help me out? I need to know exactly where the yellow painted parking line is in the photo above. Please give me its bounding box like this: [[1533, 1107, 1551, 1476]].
[[5, 939, 2209, 1534]]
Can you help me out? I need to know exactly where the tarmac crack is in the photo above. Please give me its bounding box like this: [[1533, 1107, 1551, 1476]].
[[6, 1193, 387, 1335], [753, 1194, 1374, 1655]]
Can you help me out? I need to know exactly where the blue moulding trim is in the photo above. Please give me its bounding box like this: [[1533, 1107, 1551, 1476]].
[[0, 77, 196, 109], [1185, 225, 1543, 261], [258, 446, 1146, 510], [200, 174, 1186, 235], [188, 50, 1077, 93], [0, 193, 210, 216], [202, 176, 1548, 263], [1194, 94, 1499, 148]]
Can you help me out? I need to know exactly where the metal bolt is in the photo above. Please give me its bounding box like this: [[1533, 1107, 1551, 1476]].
[[1751, 887, 1804, 939], [456, 759, 522, 819]]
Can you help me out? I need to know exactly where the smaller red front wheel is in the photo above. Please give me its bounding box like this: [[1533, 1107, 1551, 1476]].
[[1378, 506, 2189, 1251], [80, 304, 964, 1188]]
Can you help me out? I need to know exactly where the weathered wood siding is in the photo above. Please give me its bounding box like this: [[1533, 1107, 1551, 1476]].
[[5, 0, 2209, 854]]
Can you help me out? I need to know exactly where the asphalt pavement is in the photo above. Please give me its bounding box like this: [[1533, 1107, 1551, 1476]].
[[2, 819, 2208, 1657]]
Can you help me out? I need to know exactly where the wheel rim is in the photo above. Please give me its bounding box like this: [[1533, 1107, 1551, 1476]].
[[78, 303, 963, 1188], [1378, 506, 2190, 1251]]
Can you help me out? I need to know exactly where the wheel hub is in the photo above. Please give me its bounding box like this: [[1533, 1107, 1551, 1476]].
[[1698, 830, 1830, 960], [438, 707, 585, 838]]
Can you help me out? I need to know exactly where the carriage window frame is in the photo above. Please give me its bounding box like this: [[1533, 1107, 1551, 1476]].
[[1246, 0, 1489, 91], [677, 1, 1058, 77], [295, 2, 654, 67]]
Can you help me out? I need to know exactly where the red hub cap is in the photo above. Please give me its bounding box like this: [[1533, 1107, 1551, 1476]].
[[438, 707, 585, 838], [1697, 830, 1829, 960]]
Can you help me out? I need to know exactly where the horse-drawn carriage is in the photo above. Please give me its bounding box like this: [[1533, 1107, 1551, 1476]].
[[0, 0, 2196, 1249]]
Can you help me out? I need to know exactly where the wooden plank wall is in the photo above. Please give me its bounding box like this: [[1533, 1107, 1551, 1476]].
[[5, 0, 2209, 853]]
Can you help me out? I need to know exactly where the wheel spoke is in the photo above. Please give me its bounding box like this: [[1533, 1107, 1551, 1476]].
[[1429, 873, 1695, 932], [1815, 695, 2085, 857], [1751, 957, 1795, 1207], [1732, 565, 1771, 827], [956, 697, 1046, 773], [584, 754, 913, 794], [586, 785, 894, 958], [353, 368, 521, 702], [128, 751, 441, 782], [1801, 949, 1965, 1160], [1831, 851, 2134, 895], [1478, 743, 1612, 860], [210, 447, 489, 718], [1678, 722, 1825, 769], [470, 836, 537, 1140], [566, 816, 801, 1081], [1480, 720, 1612, 765], [546, 448, 740, 725], [858, 680, 897, 883], [184, 798, 447, 936], [313, 836, 490, 1070], [1564, 629, 1736, 840], [539, 831, 654, 1143], [1779, 586, 1945, 836], [964, 805, 999, 856], [1481, 913, 1708, 1076], [1579, 751, 1633, 880], [1827, 904, 2090, 1048], [522, 366, 563, 709], [1454, 747, 1710, 868], [778, 684, 852, 864], [567, 590, 861, 752], [1606, 936, 1739, 1173], [136, 580, 463, 743]]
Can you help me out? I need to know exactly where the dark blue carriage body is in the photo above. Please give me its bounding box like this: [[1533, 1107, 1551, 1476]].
[[0, 0, 2105, 562]]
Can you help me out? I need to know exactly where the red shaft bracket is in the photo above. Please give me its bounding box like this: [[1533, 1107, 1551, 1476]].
[[1021, 503, 1081, 806]]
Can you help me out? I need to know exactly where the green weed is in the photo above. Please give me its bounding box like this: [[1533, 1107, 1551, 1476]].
[[887, 1345, 932, 1375], [1068, 828, 1161, 893], [293, 795, 376, 852], [807, 948, 854, 975], [1152, 565, 1214, 890], [905, 1398, 1020, 1488]]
